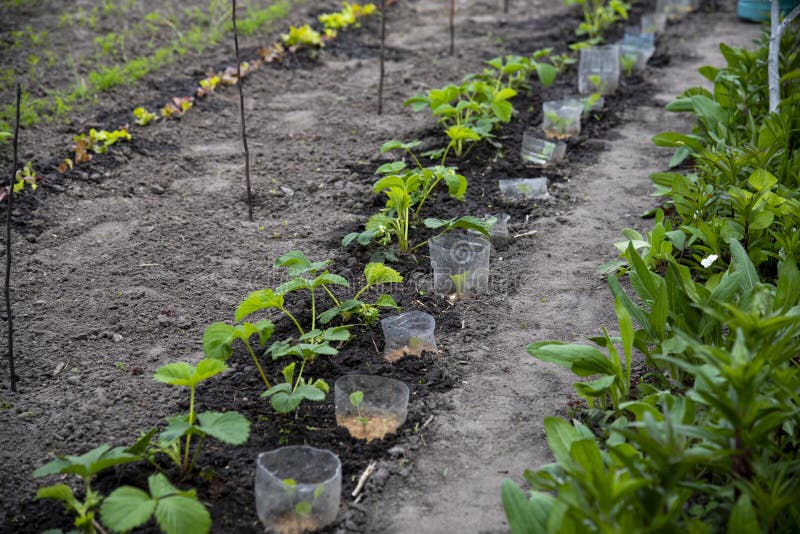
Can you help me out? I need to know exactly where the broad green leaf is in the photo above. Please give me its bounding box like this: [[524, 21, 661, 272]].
[[296, 383, 326, 401], [747, 169, 777, 191], [154, 495, 211, 534], [574, 375, 616, 396], [153, 362, 194, 387], [376, 161, 407, 174], [501, 480, 551, 533], [148, 473, 187, 500], [33, 444, 139, 480], [375, 294, 399, 309], [235, 289, 284, 321], [727, 495, 760, 534], [776, 257, 800, 312], [202, 322, 236, 360], [651, 132, 704, 153], [192, 358, 228, 384], [380, 139, 422, 153], [349, 390, 364, 407], [543, 417, 581, 466], [445, 125, 480, 142], [269, 390, 304, 413], [728, 240, 758, 292], [274, 251, 330, 276], [35, 484, 77, 508], [101, 486, 156, 533], [535, 63, 557, 86], [364, 263, 403, 286], [196, 411, 250, 445], [158, 415, 192, 445], [528, 342, 616, 377]]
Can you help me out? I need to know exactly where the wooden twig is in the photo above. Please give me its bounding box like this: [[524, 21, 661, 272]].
[[352, 460, 377, 498], [513, 230, 538, 239], [421, 414, 434, 430], [232, 0, 253, 221], [503, 0, 509, 14], [449, 0, 455, 55], [5, 84, 20, 393], [378, 0, 387, 115]]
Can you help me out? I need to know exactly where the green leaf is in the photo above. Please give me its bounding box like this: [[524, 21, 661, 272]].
[[376, 161, 407, 174], [35, 484, 78, 509], [574, 375, 616, 396], [235, 289, 284, 321], [349, 390, 364, 407], [375, 294, 400, 309], [126, 428, 158, 456], [651, 132, 704, 152], [101, 486, 156, 533], [202, 323, 235, 360], [295, 501, 312, 517], [380, 139, 422, 153], [274, 251, 330, 276], [501, 480, 552, 533], [445, 125, 481, 142], [158, 415, 192, 444], [364, 263, 403, 286], [155, 495, 211, 534], [196, 411, 251, 445], [153, 362, 194, 387], [544, 417, 581, 467], [527, 342, 616, 377], [728, 239, 758, 292], [727, 495, 760, 534], [776, 257, 800, 312], [747, 169, 778, 191], [148, 473, 186, 500], [33, 444, 140, 480], [296, 383, 326, 401], [535, 63, 557, 87]]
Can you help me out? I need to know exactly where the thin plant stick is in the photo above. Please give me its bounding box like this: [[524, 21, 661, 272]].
[[504, 0, 509, 14], [449, 0, 455, 55], [232, 0, 253, 221], [378, 0, 387, 114], [5, 84, 20, 393]]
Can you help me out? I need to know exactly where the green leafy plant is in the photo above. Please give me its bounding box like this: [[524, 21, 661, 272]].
[[564, 0, 630, 42], [101, 473, 210, 534], [33, 444, 141, 533], [132, 106, 158, 126], [621, 52, 637, 76], [319, 2, 376, 37], [317, 262, 403, 325], [151, 359, 250, 475], [202, 319, 275, 389], [282, 24, 322, 48]]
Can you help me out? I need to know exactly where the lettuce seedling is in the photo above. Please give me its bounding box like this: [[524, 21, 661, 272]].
[[101, 473, 210, 534], [318, 262, 402, 325], [33, 443, 141, 533], [282, 25, 323, 49], [152, 359, 250, 475], [73, 127, 132, 163], [202, 320, 275, 389], [132, 107, 158, 126]]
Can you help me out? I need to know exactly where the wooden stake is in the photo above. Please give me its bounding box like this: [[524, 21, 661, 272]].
[[378, 0, 387, 115], [449, 0, 455, 55], [232, 0, 253, 221], [504, 0, 509, 14], [5, 85, 20, 393]]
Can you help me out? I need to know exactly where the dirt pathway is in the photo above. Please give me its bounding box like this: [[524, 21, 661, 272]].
[[372, 8, 761, 533]]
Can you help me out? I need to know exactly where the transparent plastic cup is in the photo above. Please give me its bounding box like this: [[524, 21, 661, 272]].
[[255, 446, 342, 534], [520, 132, 566, 166], [429, 232, 491, 297], [578, 44, 620, 95], [498, 178, 549, 201], [489, 213, 511, 251], [641, 12, 667, 34], [334, 375, 410, 441], [381, 311, 437, 363], [620, 41, 655, 73], [564, 95, 604, 120], [542, 99, 582, 139]]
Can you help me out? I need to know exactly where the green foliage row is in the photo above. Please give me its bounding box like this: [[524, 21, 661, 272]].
[[503, 24, 800, 534]]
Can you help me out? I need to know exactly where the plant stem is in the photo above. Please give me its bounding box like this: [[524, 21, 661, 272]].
[[321, 284, 342, 307], [244, 340, 271, 389], [281, 307, 304, 336], [408, 238, 430, 254], [414, 176, 443, 219], [184, 386, 196, 472], [5, 84, 19, 394], [187, 434, 206, 474], [232, 0, 254, 221], [353, 284, 370, 301], [378, 0, 386, 115], [311, 289, 316, 331]]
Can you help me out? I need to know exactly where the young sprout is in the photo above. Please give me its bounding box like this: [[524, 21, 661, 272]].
[[349, 390, 369, 426]]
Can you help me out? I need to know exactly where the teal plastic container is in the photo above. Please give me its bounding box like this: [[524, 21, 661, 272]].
[[737, 0, 798, 22]]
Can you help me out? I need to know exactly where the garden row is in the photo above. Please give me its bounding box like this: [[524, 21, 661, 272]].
[[18, 1, 699, 533], [503, 2, 800, 532]]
